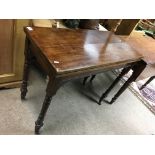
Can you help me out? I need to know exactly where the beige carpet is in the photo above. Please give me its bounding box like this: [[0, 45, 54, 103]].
[[0, 67, 155, 135]]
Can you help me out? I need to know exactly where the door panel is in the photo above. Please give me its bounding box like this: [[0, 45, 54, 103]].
[[0, 19, 30, 87], [0, 20, 14, 74]]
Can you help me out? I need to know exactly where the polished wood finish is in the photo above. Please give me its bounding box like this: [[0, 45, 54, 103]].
[[120, 31, 155, 81], [22, 27, 144, 134], [120, 31, 155, 65], [0, 20, 30, 88], [25, 27, 142, 74], [83, 19, 122, 85]]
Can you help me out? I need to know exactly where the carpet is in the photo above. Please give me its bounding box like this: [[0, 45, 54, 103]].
[[1, 67, 155, 134], [114, 69, 155, 114], [129, 78, 155, 114]]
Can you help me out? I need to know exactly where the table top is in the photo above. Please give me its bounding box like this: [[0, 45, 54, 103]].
[[119, 31, 155, 80], [25, 27, 143, 75], [120, 31, 155, 64]]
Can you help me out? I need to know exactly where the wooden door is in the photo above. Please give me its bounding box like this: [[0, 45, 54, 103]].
[[0, 19, 29, 88], [0, 20, 14, 75]]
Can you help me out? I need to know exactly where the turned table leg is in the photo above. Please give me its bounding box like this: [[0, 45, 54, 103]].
[[35, 93, 52, 134], [83, 75, 96, 85], [83, 76, 90, 85], [89, 75, 96, 83], [35, 78, 61, 134], [108, 60, 146, 104], [98, 66, 131, 105], [21, 37, 31, 100]]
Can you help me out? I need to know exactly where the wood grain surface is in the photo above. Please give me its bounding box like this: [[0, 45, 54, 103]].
[[25, 27, 142, 74]]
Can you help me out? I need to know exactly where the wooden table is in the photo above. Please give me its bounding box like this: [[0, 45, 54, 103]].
[[21, 27, 146, 134]]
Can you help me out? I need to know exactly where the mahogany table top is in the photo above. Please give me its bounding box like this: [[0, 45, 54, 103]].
[[120, 31, 155, 64], [24, 27, 142, 75]]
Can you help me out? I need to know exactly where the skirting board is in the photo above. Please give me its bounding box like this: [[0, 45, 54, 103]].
[[0, 81, 22, 89]]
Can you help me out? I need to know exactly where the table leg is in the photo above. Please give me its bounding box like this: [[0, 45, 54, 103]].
[[107, 60, 146, 104], [83, 76, 90, 85], [140, 76, 155, 90], [35, 78, 61, 134], [98, 66, 131, 105], [89, 75, 96, 83], [35, 93, 52, 134], [83, 75, 97, 85], [21, 37, 31, 100]]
